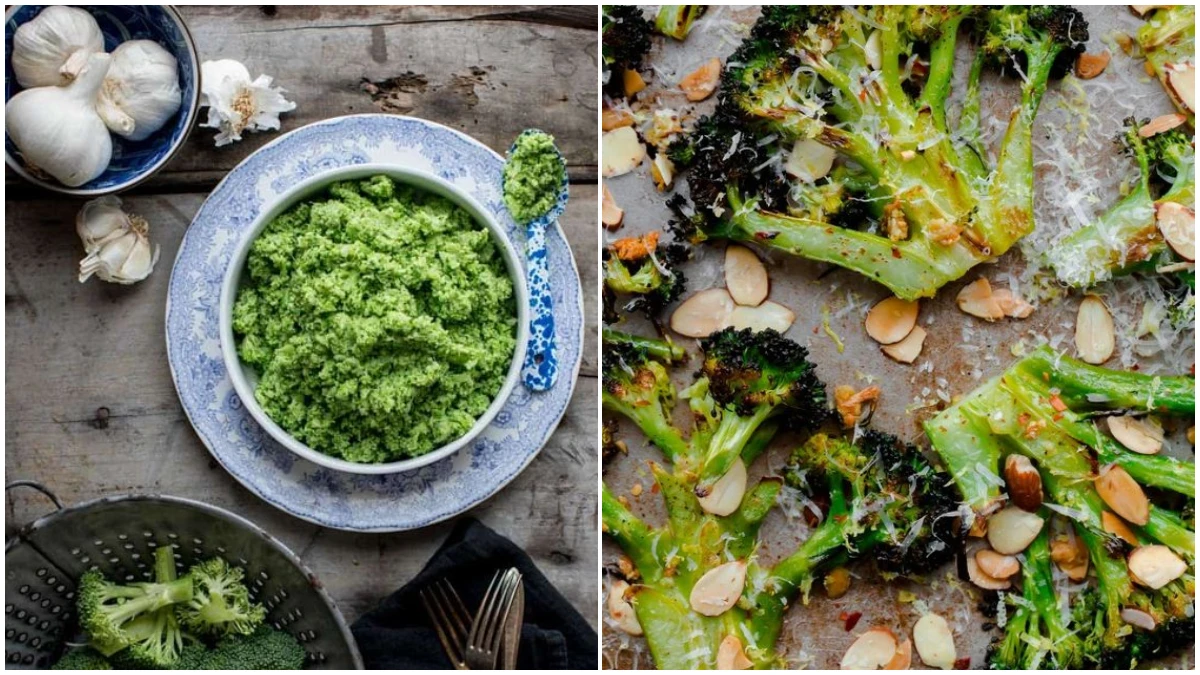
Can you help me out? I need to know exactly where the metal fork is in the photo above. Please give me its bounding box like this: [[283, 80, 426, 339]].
[[419, 578, 473, 670], [465, 568, 523, 669]]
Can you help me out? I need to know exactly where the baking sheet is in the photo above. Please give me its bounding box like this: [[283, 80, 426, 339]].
[[601, 5, 1195, 669]]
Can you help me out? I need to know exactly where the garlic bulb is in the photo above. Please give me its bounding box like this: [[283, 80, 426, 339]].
[[77, 196, 160, 285], [5, 52, 113, 187], [199, 59, 297, 147], [11, 6, 104, 88], [96, 40, 182, 141]]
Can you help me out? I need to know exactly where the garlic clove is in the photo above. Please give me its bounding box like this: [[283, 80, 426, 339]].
[[77, 196, 134, 253]]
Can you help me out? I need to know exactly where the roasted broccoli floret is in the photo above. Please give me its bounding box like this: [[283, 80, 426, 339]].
[[175, 626, 306, 670], [1135, 5, 1196, 125], [670, 6, 1087, 300], [602, 232, 688, 325], [602, 327, 686, 363], [602, 5, 653, 97], [52, 648, 112, 670], [655, 6, 706, 41], [601, 338, 688, 461], [1052, 119, 1196, 287], [179, 558, 266, 639], [77, 550, 194, 658]]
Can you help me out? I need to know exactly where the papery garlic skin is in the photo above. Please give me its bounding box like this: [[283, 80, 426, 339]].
[[97, 40, 182, 141], [77, 196, 160, 284], [11, 6, 104, 88], [199, 59, 297, 147], [5, 52, 113, 187]]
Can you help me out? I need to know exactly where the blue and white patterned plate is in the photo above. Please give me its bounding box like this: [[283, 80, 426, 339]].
[[165, 115, 584, 532]]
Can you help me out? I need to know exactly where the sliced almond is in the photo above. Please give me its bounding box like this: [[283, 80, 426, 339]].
[[986, 506, 1045, 555], [864, 31, 882, 70], [602, 107, 635, 131], [1075, 51, 1110, 79], [602, 127, 646, 178], [1120, 607, 1158, 631], [913, 613, 956, 670], [1128, 545, 1187, 589], [1189, 426, 1195, 445], [717, 634, 754, 670], [697, 457, 747, 517], [1138, 112, 1187, 137], [966, 553, 1011, 590], [785, 138, 836, 183], [729, 301, 795, 334], [885, 638, 912, 670], [1075, 295, 1115, 365], [671, 288, 734, 338], [607, 580, 643, 636], [992, 288, 1034, 319], [1107, 415, 1164, 455], [841, 627, 898, 670], [865, 296, 919, 345], [824, 567, 851, 599], [725, 245, 769, 306], [956, 278, 1004, 321], [975, 549, 1020, 580], [1095, 465, 1149, 526], [689, 560, 747, 617], [1156, 201, 1195, 262], [623, 69, 647, 97], [881, 325, 926, 364], [1050, 530, 1090, 582], [1102, 511, 1141, 546], [601, 184, 624, 229], [680, 57, 722, 102], [651, 153, 675, 191], [1130, 5, 1171, 17], [1004, 455, 1043, 512], [1166, 62, 1196, 113]]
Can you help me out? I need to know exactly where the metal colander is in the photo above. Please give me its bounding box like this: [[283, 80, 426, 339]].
[[4, 482, 363, 669]]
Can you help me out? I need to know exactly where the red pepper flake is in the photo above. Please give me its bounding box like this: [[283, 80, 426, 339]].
[[891, 247, 902, 259], [839, 611, 862, 631], [1052, 412, 1064, 421], [1049, 394, 1067, 412], [650, 482, 660, 494], [954, 657, 971, 669], [755, 231, 778, 240]]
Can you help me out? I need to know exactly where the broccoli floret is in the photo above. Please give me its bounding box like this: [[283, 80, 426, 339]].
[[602, 327, 686, 363], [178, 558, 266, 639], [602, 232, 688, 325], [1135, 5, 1196, 125], [175, 626, 306, 670], [654, 5, 706, 41], [672, 6, 1087, 300], [52, 648, 112, 670], [601, 338, 688, 461], [77, 552, 194, 658], [602, 5, 653, 97]]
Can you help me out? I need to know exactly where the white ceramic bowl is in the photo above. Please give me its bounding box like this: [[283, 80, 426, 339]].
[[219, 164, 529, 475]]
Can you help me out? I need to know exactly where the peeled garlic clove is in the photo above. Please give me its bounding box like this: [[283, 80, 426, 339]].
[[785, 138, 836, 183], [11, 6, 104, 88], [697, 457, 747, 517], [986, 506, 1044, 555], [913, 613, 956, 670], [689, 560, 747, 617]]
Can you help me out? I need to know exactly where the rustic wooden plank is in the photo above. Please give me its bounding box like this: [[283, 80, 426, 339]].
[[5, 185, 598, 626], [5, 5, 599, 197]]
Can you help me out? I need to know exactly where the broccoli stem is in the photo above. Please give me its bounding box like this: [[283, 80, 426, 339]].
[[922, 400, 1004, 514], [1140, 506, 1196, 558], [602, 392, 690, 462], [1066, 421, 1196, 497], [697, 405, 772, 493], [1050, 187, 1160, 287], [955, 50, 989, 179], [1020, 529, 1085, 668], [918, 14, 968, 132], [601, 484, 663, 580], [154, 546, 176, 583], [602, 328, 686, 363], [1015, 345, 1195, 416], [654, 5, 704, 40]]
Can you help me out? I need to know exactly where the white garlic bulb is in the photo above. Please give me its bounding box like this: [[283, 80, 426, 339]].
[[77, 196, 160, 285], [199, 59, 297, 147], [97, 40, 182, 141], [11, 6, 104, 88], [5, 52, 113, 187]]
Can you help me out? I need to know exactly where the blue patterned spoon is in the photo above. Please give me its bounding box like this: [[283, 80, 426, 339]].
[[503, 129, 569, 392]]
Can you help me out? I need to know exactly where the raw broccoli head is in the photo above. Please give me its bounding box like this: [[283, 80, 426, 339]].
[[699, 327, 826, 426], [175, 626, 306, 670], [976, 6, 1088, 78], [179, 558, 266, 639], [602, 235, 689, 323], [108, 610, 186, 669], [51, 648, 112, 670], [76, 569, 194, 657]]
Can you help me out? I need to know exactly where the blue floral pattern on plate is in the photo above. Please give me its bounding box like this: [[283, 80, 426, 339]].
[[165, 115, 584, 532]]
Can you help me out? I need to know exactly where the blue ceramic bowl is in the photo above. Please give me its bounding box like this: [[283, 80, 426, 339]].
[[4, 5, 200, 195]]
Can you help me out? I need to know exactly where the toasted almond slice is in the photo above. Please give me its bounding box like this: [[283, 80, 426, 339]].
[[1102, 511, 1141, 546], [1075, 295, 1115, 365], [1121, 607, 1158, 631], [865, 296, 919, 345], [697, 457, 747, 517], [992, 288, 1034, 319], [885, 638, 912, 670], [864, 31, 882, 70], [824, 567, 851, 599], [689, 560, 747, 616], [607, 580, 643, 636], [1166, 62, 1196, 113], [957, 278, 1004, 321], [1075, 51, 1110, 79], [785, 138, 836, 183], [1095, 465, 1149, 526], [966, 553, 1011, 590], [602, 127, 646, 178], [1004, 455, 1043, 512], [841, 627, 898, 670], [651, 154, 675, 191], [680, 57, 722, 102], [729, 301, 795, 334], [913, 613, 956, 670], [1050, 530, 1090, 582], [881, 325, 926, 364], [1189, 426, 1195, 445], [1139, 112, 1187, 137], [1130, 5, 1171, 16], [717, 634, 754, 670], [976, 549, 1020, 580], [602, 107, 635, 131], [1156, 201, 1196, 262], [1128, 545, 1187, 589], [725, 245, 769, 306], [602, 184, 624, 229], [1107, 415, 1164, 455], [624, 69, 647, 97], [987, 506, 1045, 555], [670, 288, 734, 338]]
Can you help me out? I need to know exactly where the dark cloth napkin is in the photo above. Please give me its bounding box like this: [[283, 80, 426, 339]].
[[351, 518, 597, 669]]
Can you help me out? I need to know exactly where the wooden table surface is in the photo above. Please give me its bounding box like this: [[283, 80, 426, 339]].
[[5, 5, 599, 632]]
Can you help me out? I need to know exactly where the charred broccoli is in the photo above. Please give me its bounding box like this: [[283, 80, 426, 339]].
[[655, 6, 706, 41], [602, 5, 653, 98], [603, 232, 688, 325]]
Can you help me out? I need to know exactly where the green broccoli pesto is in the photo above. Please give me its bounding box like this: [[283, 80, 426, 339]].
[[232, 175, 516, 463], [502, 131, 564, 223]]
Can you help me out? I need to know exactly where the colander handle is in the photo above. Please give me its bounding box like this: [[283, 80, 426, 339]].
[[5, 480, 65, 520]]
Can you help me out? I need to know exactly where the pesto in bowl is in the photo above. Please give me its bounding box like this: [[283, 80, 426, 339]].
[[231, 175, 517, 464]]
